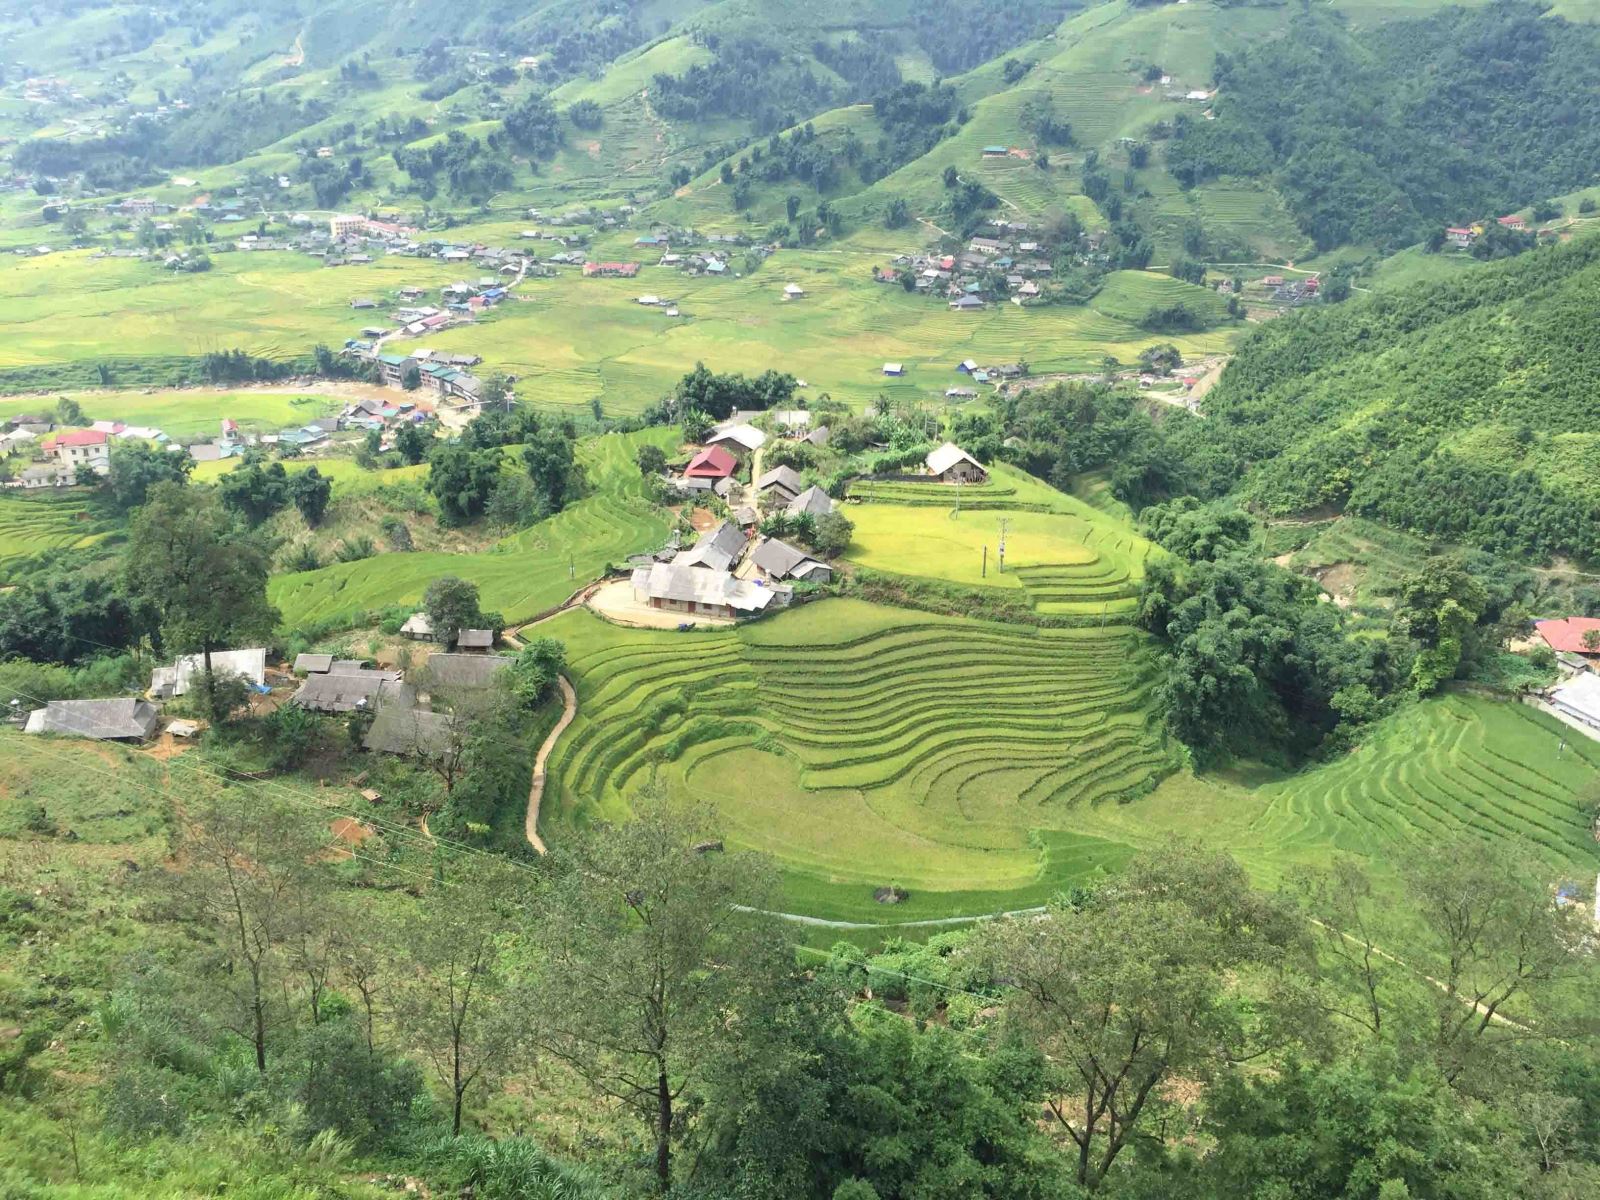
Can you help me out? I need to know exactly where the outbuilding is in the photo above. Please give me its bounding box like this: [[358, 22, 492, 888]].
[[925, 442, 988, 484]]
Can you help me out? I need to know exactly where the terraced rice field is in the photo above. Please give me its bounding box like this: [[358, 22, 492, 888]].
[[268, 428, 675, 629], [846, 465, 1155, 617], [540, 598, 1168, 921], [0, 490, 115, 580], [1250, 695, 1598, 865]]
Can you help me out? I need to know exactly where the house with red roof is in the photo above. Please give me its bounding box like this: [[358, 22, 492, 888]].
[[40, 428, 110, 475], [682, 445, 737, 480], [1534, 617, 1600, 656], [1497, 214, 1526, 230], [582, 261, 640, 278]]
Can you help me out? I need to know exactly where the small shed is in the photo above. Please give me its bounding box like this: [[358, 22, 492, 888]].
[[400, 611, 435, 640], [925, 442, 988, 484]]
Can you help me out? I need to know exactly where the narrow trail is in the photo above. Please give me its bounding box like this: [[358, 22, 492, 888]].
[[525, 675, 577, 855]]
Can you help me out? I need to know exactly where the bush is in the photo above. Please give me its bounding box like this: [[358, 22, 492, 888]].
[[334, 536, 376, 563], [380, 515, 414, 552]]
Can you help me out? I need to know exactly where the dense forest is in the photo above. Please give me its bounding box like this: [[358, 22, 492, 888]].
[[1165, 2, 1600, 249]]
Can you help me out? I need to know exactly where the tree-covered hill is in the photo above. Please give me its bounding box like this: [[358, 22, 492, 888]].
[[1179, 232, 1600, 562], [1167, 2, 1600, 251]]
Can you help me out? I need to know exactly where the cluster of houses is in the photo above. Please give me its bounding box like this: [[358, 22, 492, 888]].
[[628, 514, 836, 621], [874, 222, 1055, 308], [1441, 214, 1550, 249], [4, 420, 168, 488], [2, 395, 448, 488]]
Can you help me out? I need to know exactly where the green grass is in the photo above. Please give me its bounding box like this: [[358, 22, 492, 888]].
[[0, 489, 116, 581], [268, 427, 675, 629], [846, 465, 1156, 616], [539, 596, 1170, 922]]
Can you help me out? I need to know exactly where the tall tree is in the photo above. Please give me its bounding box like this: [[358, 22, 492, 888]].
[[157, 792, 323, 1074], [287, 466, 332, 527], [106, 440, 191, 510], [123, 483, 279, 713], [397, 859, 528, 1135], [973, 842, 1312, 1190], [530, 800, 790, 1193]]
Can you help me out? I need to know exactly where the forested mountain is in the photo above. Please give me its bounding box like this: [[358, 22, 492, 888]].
[[1175, 231, 1600, 561], [1166, 2, 1600, 250]]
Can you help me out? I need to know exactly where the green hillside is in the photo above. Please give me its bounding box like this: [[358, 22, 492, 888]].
[[1178, 231, 1600, 562]]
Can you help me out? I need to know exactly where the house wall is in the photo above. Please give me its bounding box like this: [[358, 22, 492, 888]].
[[938, 463, 987, 483]]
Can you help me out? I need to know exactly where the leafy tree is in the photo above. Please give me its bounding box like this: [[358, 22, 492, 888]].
[[509, 637, 566, 709], [483, 471, 542, 530], [974, 842, 1310, 1190], [503, 92, 563, 157], [218, 461, 290, 526], [287, 466, 332, 527], [156, 793, 323, 1074], [531, 799, 791, 1192], [394, 421, 429, 465], [124, 483, 279, 713], [427, 445, 502, 525], [55, 397, 85, 426], [423, 576, 485, 647], [523, 427, 579, 512], [398, 859, 528, 1135], [1391, 556, 1487, 692], [809, 510, 854, 558], [636, 443, 667, 476], [106, 440, 191, 510], [401, 365, 421, 391], [883, 196, 909, 228]]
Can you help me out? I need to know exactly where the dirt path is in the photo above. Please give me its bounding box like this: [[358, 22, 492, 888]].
[[525, 676, 577, 855]]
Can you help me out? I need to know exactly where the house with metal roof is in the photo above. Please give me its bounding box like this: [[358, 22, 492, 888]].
[[787, 485, 834, 519], [755, 465, 804, 503], [149, 648, 266, 698], [671, 521, 746, 572], [24, 698, 160, 741], [706, 423, 766, 457], [925, 442, 988, 483], [629, 563, 776, 619], [750, 536, 829, 582]]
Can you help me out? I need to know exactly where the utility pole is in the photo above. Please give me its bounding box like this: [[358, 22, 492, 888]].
[[997, 517, 1008, 574], [982, 544, 987, 578]]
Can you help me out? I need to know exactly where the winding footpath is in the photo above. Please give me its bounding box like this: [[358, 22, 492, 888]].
[[525, 675, 577, 855]]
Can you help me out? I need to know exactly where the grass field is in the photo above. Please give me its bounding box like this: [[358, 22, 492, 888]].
[[267, 427, 675, 629], [846, 465, 1156, 617], [0, 490, 115, 580]]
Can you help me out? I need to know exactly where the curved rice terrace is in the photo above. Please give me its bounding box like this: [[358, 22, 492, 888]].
[[268, 428, 676, 629], [845, 464, 1154, 617], [1251, 694, 1600, 866], [540, 598, 1172, 921], [0, 490, 116, 580]]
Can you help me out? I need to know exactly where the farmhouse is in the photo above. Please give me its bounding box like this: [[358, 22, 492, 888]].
[[1445, 226, 1477, 248], [40, 429, 110, 475], [16, 464, 70, 489], [706, 423, 766, 458], [683, 445, 737, 481], [24, 698, 160, 742], [293, 669, 401, 713], [949, 295, 985, 311], [787, 485, 834, 519], [293, 653, 335, 674], [672, 520, 746, 572], [1534, 617, 1600, 657], [926, 442, 988, 483], [750, 536, 831, 583], [582, 261, 640, 277], [783, 283, 805, 299], [882, 363, 905, 376], [1497, 214, 1526, 230], [1549, 672, 1600, 730], [453, 628, 496, 651], [149, 648, 267, 698], [805, 425, 831, 447], [363, 689, 454, 757], [629, 562, 776, 619], [756, 465, 804, 504], [415, 652, 513, 692], [400, 611, 435, 640], [981, 145, 1010, 157]]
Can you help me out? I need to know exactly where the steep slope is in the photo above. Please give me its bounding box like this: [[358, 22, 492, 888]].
[[1178, 232, 1600, 562]]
